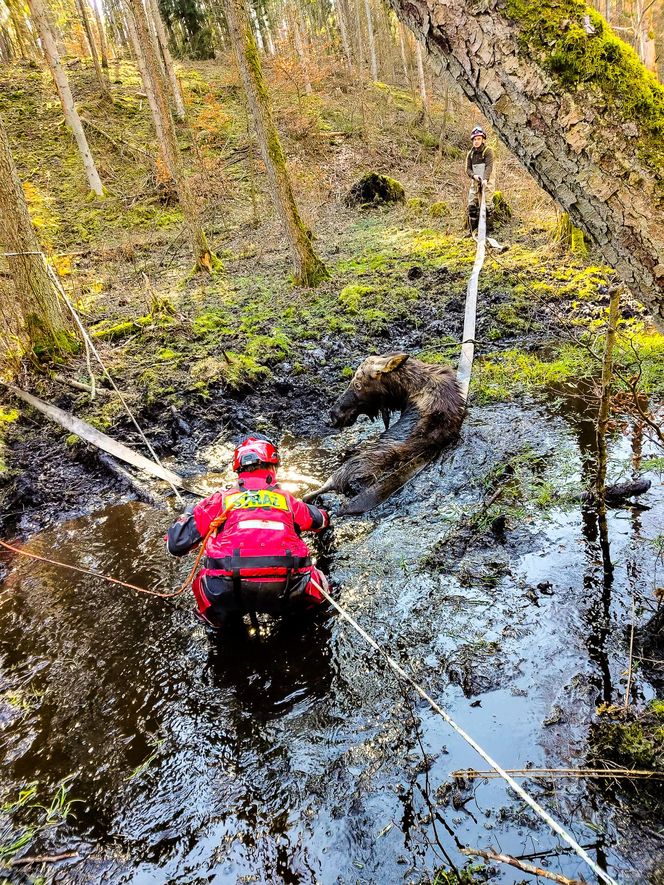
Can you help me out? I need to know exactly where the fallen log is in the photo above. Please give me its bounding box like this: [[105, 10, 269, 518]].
[[461, 847, 584, 885], [1, 383, 207, 498], [579, 478, 651, 504]]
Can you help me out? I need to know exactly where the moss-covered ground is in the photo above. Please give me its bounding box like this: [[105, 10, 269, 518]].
[[0, 54, 662, 496]]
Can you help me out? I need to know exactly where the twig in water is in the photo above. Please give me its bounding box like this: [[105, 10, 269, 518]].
[[625, 594, 637, 708], [461, 847, 585, 884], [11, 851, 79, 866], [452, 766, 664, 780]]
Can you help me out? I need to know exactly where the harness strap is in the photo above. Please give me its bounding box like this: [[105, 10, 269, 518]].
[[205, 554, 312, 571], [232, 548, 242, 603]]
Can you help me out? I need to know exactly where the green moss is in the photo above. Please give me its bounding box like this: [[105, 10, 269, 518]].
[[89, 315, 159, 341], [429, 201, 449, 218], [345, 173, 406, 207], [406, 197, 427, 215], [506, 0, 664, 177], [492, 191, 513, 224], [0, 408, 19, 425], [592, 701, 664, 772], [192, 310, 235, 338], [472, 345, 595, 403], [156, 348, 180, 361], [244, 331, 292, 363], [339, 284, 375, 313]]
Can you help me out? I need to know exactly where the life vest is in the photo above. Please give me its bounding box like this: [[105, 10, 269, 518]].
[[200, 480, 313, 581]]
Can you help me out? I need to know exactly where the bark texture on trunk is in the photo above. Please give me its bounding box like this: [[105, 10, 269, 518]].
[[126, 0, 215, 270], [28, 0, 105, 196], [146, 0, 186, 119], [91, 0, 110, 67], [76, 0, 111, 98], [0, 111, 68, 351], [389, 0, 664, 326], [363, 0, 378, 79], [225, 0, 328, 286]]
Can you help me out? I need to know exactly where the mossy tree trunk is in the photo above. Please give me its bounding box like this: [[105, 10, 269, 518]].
[[0, 111, 69, 353], [555, 209, 587, 254], [388, 0, 664, 328], [126, 0, 216, 271], [28, 0, 105, 196], [224, 0, 328, 286]]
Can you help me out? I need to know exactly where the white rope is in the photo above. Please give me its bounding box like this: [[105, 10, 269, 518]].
[[310, 577, 618, 885], [456, 184, 486, 403], [2, 250, 183, 503]]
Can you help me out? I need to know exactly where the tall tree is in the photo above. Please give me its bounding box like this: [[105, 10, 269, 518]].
[[91, 0, 110, 67], [224, 0, 328, 285], [413, 36, 428, 111], [146, 0, 186, 118], [27, 0, 105, 195], [363, 0, 378, 79], [126, 0, 215, 270], [75, 0, 111, 98], [0, 111, 69, 352], [389, 0, 664, 327]]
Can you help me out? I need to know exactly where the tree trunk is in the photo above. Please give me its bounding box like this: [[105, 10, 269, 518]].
[[388, 0, 664, 327], [75, 0, 111, 98], [126, 0, 215, 270], [336, 0, 353, 68], [146, 0, 186, 119], [0, 111, 69, 352], [125, 6, 167, 148], [414, 36, 428, 112], [224, 0, 328, 286], [7, 0, 33, 59], [635, 0, 658, 75], [28, 0, 105, 196], [364, 0, 378, 79], [596, 285, 621, 512], [290, 3, 312, 95], [91, 0, 109, 67]]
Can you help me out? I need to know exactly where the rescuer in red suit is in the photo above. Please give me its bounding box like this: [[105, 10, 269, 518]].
[[166, 435, 331, 629]]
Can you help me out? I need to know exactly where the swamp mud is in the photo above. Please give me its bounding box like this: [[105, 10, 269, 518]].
[[1, 375, 663, 884]]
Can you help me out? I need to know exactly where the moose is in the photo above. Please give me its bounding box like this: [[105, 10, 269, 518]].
[[303, 353, 465, 511]]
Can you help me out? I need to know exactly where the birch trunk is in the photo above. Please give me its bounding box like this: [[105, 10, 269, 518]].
[[28, 0, 104, 195], [75, 0, 111, 98], [224, 0, 328, 285], [388, 0, 664, 326], [125, 7, 167, 147], [146, 0, 186, 119], [0, 111, 68, 351], [335, 0, 353, 68], [363, 0, 378, 79], [126, 0, 215, 270]]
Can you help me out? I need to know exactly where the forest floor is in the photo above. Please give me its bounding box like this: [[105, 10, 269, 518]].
[[1, 54, 664, 884]]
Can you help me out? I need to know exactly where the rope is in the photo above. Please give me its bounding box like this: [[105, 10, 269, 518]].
[[1, 250, 183, 504], [456, 183, 486, 402], [308, 577, 619, 885], [0, 506, 234, 600]]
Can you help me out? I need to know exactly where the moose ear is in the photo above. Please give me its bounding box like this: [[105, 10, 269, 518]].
[[377, 353, 409, 374]]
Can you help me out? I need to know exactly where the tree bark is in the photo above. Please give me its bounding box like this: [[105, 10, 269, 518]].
[[91, 0, 110, 67], [146, 0, 186, 119], [27, 0, 105, 196], [126, 0, 215, 270], [75, 0, 111, 98], [289, 3, 312, 95], [336, 0, 353, 68], [363, 0, 378, 79], [388, 0, 664, 327], [0, 111, 69, 352], [414, 37, 428, 112], [125, 6, 167, 148], [224, 0, 328, 286]]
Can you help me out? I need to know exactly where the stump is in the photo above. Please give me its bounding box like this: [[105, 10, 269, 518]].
[[345, 172, 405, 207]]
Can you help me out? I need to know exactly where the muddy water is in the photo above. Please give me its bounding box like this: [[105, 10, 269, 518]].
[[1, 393, 663, 884]]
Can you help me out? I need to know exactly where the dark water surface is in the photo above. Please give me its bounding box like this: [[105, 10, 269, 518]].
[[1, 394, 663, 884]]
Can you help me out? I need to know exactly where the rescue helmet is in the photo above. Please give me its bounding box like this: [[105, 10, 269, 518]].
[[470, 126, 487, 140], [232, 435, 280, 472]]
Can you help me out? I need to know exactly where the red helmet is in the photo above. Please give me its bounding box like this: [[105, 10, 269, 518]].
[[232, 436, 280, 472]]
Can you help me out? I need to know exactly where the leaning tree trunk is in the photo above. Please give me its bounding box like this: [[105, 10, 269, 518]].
[[126, 0, 215, 271], [28, 0, 105, 195], [224, 0, 328, 286], [389, 0, 664, 327], [0, 111, 69, 352], [91, 0, 110, 67]]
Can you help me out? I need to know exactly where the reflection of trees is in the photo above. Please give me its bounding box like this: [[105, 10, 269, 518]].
[[0, 502, 183, 832]]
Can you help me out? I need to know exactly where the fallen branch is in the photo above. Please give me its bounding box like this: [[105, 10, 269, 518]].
[[53, 373, 111, 396], [81, 115, 152, 160], [578, 478, 651, 504], [1, 383, 207, 497], [97, 453, 166, 508], [10, 851, 79, 865], [452, 766, 664, 780], [461, 847, 584, 884]]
